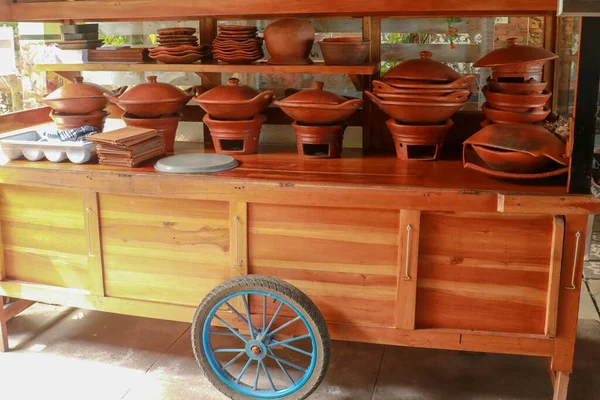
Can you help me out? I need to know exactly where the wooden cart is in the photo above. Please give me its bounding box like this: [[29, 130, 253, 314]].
[[1, 2, 600, 400]]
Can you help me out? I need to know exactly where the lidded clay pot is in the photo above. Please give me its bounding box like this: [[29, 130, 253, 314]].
[[383, 51, 461, 83], [44, 76, 126, 115], [192, 78, 274, 120], [264, 18, 315, 65]]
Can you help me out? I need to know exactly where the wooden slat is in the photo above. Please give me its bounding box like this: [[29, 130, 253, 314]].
[[9, 0, 559, 22], [362, 16, 381, 150], [382, 43, 482, 63], [395, 209, 420, 329], [545, 216, 565, 337], [553, 371, 570, 400], [2, 299, 34, 321], [0, 0, 10, 21], [261, 18, 362, 33], [498, 194, 600, 215], [83, 191, 105, 296], [0, 312, 7, 351], [0, 107, 52, 134], [382, 17, 483, 34]]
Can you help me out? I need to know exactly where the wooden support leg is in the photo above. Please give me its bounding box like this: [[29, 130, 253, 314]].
[[0, 297, 35, 352], [553, 371, 570, 400], [0, 296, 8, 352]]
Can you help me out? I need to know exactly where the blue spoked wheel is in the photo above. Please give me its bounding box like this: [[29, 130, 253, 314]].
[[192, 276, 330, 400]]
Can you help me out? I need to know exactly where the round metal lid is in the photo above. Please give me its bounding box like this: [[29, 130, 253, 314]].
[[154, 153, 239, 174]]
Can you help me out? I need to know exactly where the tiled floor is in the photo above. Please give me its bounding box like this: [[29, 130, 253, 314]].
[[1, 298, 599, 400]]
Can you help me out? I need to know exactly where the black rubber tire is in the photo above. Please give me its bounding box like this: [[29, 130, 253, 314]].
[[191, 275, 331, 400]]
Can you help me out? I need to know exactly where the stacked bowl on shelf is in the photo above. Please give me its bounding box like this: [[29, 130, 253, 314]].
[[43, 76, 124, 132], [365, 51, 474, 161], [275, 81, 363, 158], [104, 76, 197, 151], [212, 25, 263, 64], [193, 78, 274, 154], [149, 28, 211, 64]]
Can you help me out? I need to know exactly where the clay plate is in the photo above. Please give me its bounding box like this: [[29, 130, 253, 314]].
[[215, 55, 263, 64], [151, 44, 210, 53], [374, 90, 470, 103], [379, 75, 475, 91], [482, 86, 551, 113], [218, 25, 258, 31], [482, 103, 550, 124], [150, 53, 202, 64], [471, 144, 551, 173], [157, 27, 196, 35]]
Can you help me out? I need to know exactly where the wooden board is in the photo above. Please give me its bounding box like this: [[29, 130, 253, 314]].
[[248, 203, 399, 327], [416, 212, 555, 334], [99, 194, 231, 306], [0, 185, 90, 290]]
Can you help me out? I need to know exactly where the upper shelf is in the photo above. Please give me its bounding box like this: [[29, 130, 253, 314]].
[[7, 0, 558, 22], [35, 61, 379, 76]]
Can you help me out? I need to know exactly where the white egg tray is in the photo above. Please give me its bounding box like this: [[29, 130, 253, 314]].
[[0, 129, 96, 164]]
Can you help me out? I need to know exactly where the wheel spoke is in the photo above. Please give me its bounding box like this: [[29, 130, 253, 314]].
[[260, 360, 277, 391], [271, 342, 313, 357], [267, 354, 307, 372], [210, 331, 251, 338], [241, 295, 255, 340], [253, 360, 261, 391], [236, 358, 253, 384], [225, 301, 258, 338], [264, 302, 284, 334], [213, 348, 246, 353], [268, 316, 301, 336], [269, 334, 311, 347], [221, 351, 245, 370], [262, 295, 267, 331], [267, 348, 295, 385], [214, 315, 248, 344]]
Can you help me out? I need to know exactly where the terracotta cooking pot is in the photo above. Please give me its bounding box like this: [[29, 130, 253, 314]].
[[264, 18, 315, 65], [104, 76, 197, 118], [482, 103, 550, 125], [382, 51, 461, 83], [122, 113, 181, 152], [274, 81, 363, 125], [317, 37, 370, 65], [49, 109, 109, 132], [365, 91, 463, 125], [44, 76, 126, 115], [471, 144, 551, 173], [482, 86, 551, 113], [203, 113, 266, 155], [486, 77, 547, 94], [193, 78, 274, 120], [373, 90, 470, 103]]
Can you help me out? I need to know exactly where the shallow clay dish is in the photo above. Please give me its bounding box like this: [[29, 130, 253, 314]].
[[487, 78, 547, 94], [482, 86, 551, 113], [150, 53, 202, 64], [193, 78, 274, 120], [264, 18, 315, 65], [44, 76, 126, 114], [374, 90, 470, 103], [471, 144, 551, 173], [383, 51, 461, 83], [376, 75, 475, 91], [157, 27, 196, 35], [482, 103, 550, 124], [151, 44, 210, 53], [218, 25, 258, 31], [214, 55, 262, 64], [318, 37, 369, 65], [365, 90, 464, 125]]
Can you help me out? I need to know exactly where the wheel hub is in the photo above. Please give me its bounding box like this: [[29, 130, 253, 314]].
[[250, 345, 262, 356], [246, 340, 267, 361]]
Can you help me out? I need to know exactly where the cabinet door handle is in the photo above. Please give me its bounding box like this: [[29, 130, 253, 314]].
[[566, 231, 581, 290], [86, 207, 94, 257], [402, 224, 412, 281], [233, 216, 240, 269]]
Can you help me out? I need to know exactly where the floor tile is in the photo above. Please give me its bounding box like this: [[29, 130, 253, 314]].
[[569, 320, 600, 399], [578, 285, 600, 321]]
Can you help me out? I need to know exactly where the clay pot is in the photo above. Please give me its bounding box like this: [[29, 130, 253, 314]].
[[50, 109, 109, 132], [291, 121, 346, 159], [275, 81, 363, 125], [104, 76, 196, 118], [365, 91, 463, 125], [482, 86, 551, 113], [203, 114, 266, 155], [471, 144, 551, 173], [486, 77, 547, 94], [44, 76, 126, 114], [482, 103, 550, 124], [193, 78, 274, 120], [373, 90, 470, 103], [386, 118, 453, 161], [264, 18, 315, 65], [317, 37, 369, 65], [382, 51, 461, 83], [122, 113, 181, 152]]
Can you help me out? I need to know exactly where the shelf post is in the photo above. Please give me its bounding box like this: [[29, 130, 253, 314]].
[[362, 16, 381, 151], [199, 17, 221, 145]]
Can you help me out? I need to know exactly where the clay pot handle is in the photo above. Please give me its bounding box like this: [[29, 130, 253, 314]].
[[111, 86, 127, 97], [342, 98, 364, 109], [448, 75, 475, 88], [364, 90, 382, 106], [73, 76, 84, 83], [312, 81, 325, 90], [183, 85, 201, 97], [147, 76, 158, 83], [444, 90, 471, 102], [420, 51, 433, 59], [103, 92, 120, 104]]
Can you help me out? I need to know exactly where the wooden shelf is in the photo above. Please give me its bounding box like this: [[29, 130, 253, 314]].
[[36, 61, 378, 76]]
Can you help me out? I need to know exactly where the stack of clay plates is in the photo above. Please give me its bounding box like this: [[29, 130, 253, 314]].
[[212, 25, 263, 64], [87, 127, 165, 167], [150, 27, 211, 64]]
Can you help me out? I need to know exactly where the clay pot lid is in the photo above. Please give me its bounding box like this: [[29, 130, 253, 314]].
[[473, 38, 558, 68], [44, 76, 111, 100], [464, 123, 568, 165], [194, 78, 261, 102], [382, 51, 461, 83], [280, 81, 347, 105], [117, 76, 193, 103]]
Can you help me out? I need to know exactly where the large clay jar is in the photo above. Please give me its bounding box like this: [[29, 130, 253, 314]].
[[264, 18, 315, 65]]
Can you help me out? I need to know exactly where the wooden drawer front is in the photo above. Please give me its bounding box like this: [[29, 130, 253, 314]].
[[248, 203, 399, 327], [0, 185, 89, 290], [100, 194, 231, 306], [416, 212, 555, 335]]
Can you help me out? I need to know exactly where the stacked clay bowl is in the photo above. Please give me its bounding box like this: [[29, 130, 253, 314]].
[[193, 78, 274, 155], [212, 25, 263, 64], [105, 76, 198, 151], [317, 37, 369, 65], [474, 38, 557, 126], [366, 51, 473, 161], [275, 81, 363, 159], [150, 27, 211, 64], [44, 76, 124, 132]]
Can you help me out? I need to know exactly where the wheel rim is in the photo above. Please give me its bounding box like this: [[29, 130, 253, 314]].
[[202, 290, 318, 399]]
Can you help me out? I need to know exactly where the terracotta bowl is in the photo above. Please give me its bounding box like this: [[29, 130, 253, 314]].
[[486, 78, 548, 94], [379, 75, 475, 90], [291, 121, 347, 159], [50, 109, 109, 132], [482, 103, 550, 124], [365, 91, 463, 125], [373, 90, 470, 103], [149, 53, 202, 64], [264, 18, 315, 65], [122, 112, 181, 152], [274, 98, 363, 125], [203, 114, 266, 155], [471, 144, 551, 173], [491, 64, 544, 84], [482, 86, 551, 113], [317, 38, 369, 65], [44, 97, 110, 115], [385, 118, 453, 161], [193, 90, 274, 120]]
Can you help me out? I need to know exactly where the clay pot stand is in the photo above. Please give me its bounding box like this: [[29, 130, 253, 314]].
[[50, 109, 109, 132], [385, 118, 454, 161], [203, 114, 266, 155], [291, 121, 347, 159]]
